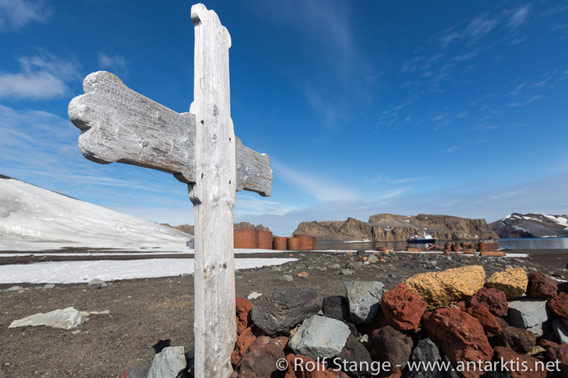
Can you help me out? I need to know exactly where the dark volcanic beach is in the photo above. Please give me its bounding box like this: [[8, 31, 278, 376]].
[[0, 249, 566, 377]]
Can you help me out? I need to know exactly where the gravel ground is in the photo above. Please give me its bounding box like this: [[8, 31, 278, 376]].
[[0, 249, 565, 377]]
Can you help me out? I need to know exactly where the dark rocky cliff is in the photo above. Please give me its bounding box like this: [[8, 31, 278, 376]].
[[294, 214, 498, 241]]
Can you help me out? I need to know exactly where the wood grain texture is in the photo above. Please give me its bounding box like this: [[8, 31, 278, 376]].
[[68, 71, 272, 196], [189, 4, 236, 377]]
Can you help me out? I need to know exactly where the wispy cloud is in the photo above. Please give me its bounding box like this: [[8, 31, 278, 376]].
[[368, 176, 427, 184], [465, 15, 499, 40], [0, 53, 80, 99], [440, 145, 460, 154], [98, 52, 127, 76], [235, 193, 296, 217], [506, 5, 531, 30], [304, 84, 340, 129], [244, 173, 568, 235], [273, 161, 357, 202], [0, 0, 50, 30]]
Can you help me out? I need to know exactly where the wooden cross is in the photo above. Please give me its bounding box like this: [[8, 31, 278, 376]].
[[68, 4, 272, 377]]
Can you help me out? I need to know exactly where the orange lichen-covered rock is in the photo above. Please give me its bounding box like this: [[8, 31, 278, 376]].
[[381, 283, 427, 332], [485, 267, 527, 299], [405, 265, 486, 309], [423, 308, 493, 378]]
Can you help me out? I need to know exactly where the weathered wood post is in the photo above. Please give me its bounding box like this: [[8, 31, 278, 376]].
[[68, 4, 272, 377], [190, 5, 237, 377]]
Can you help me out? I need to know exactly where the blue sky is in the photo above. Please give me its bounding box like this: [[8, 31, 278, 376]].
[[1, 0, 567, 235]]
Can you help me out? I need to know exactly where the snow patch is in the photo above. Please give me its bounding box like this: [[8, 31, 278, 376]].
[[0, 258, 297, 284], [0, 178, 193, 251]]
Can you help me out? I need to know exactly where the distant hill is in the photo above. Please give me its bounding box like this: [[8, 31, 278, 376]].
[[490, 213, 568, 238], [294, 214, 498, 242], [162, 222, 271, 236], [0, 175, 193, 251]]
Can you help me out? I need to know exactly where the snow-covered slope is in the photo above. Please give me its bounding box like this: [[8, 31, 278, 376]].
[[490, 213, 568, 239], [0, 176, 193, 251]]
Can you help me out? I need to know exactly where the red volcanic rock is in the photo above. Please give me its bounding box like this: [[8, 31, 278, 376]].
[[540, 340, 568, 377], [236, 297, 253, 335], [527, 272, 558, 299], [468, 287, 508, 317], [237, 336, 288, 378], [231, 327, 256, 365], [493, 346, 546, 378], [423, 308, 492, 378], [465, 304, 502, 337], [548, 292, 568, 328], [284, 354, 349, 378], [381, 283, 427, 332]]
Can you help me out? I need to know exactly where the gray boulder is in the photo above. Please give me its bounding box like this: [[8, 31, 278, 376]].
[[88, 279, 107, 289], [251, 287, 321, 336], [507, 299, 549, 337], [288, 315, 350, 360], [406, 338, 444, 378], [344, 281, 384, 324], [148, 346, 186, 378]]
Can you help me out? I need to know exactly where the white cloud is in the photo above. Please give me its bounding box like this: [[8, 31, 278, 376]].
[[0, 0, 49, 30], [506, 5, 531, 30], [98, 52, 127, 75], [0, 53, 80, 99]]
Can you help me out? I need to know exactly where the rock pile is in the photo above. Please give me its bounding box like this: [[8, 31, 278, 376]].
[[225, 265, 566, 378]]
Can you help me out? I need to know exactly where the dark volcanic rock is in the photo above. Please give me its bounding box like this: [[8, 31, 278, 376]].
[[422, 308, 493, 378], [371, 326, 412, 372], [323, 296, 351, 322], [237, 336, 288, 378], [252, 287, 321, 336], [381, 283, 427, 332], [526, 272, 558, 299], [405, 338, 444, 378], [496, 325, 536, 354], [468, 287, 509, 317], [335, 334, 372, 377]]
